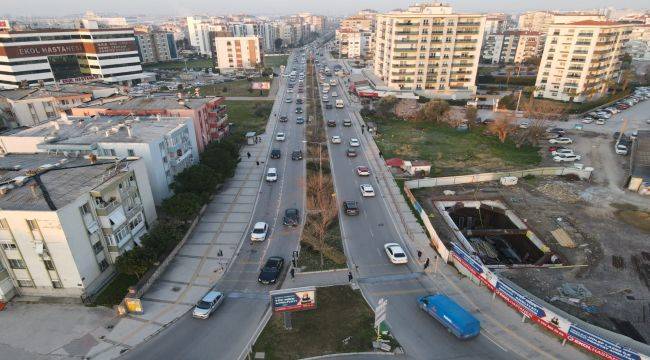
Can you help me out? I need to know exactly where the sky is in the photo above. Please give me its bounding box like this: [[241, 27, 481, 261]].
[[1, 0, 648, 17]]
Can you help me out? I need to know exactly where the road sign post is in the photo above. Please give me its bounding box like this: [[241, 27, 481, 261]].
[[374, 298, 388, 340]]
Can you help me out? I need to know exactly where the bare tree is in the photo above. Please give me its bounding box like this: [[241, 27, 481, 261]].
[[516, 118, 547, 147], [488, 112, 517, 143], [305, 174, 339, 267], [415, 99, 450, 122]]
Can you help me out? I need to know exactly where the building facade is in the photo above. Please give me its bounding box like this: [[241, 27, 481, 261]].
[[372, 3, 485, 99], [0, 155, 156, 300], [481, 31, 542, 64], [135, 31, 178, 64], [534, 21, 632, 102], [337, 12, 376, 59], [625, 24, 650, 61], [211, 35, 262, 72], [0, 28, 146, 89]]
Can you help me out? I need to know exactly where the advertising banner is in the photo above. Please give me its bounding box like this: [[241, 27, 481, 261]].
[[495, 280, 546, 319], [568, 325, 642, 360], [0, 40, 137, 59], [59, 75, 100, 84], [270, 287, 316, 312], [251, 82, 271, 90], [450, 243, 484, 276]]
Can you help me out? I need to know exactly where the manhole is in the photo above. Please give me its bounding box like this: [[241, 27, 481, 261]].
[[172, 286, 182, 292]]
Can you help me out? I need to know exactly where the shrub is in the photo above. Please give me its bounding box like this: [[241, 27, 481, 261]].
[[115, 246, 153, 279], [172, 164, 220, 196], [140, 222, 185, 260], [162, 193, 204, 222]]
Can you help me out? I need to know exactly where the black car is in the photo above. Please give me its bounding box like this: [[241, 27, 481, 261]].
[[343, 201, 359, 216], [258, 257, 284, 284], [296, 117, 305, 124], [279, 115, 288, 122], [327, 120, 337, 127], [291, 150, 303, 160], [296, 107, 303, 114], [346, 148, 357, 157], [325, 103, 333, 109], [283, 208, 301, 226], [296, 98, 303, 104], [270, 149, 281, 159]]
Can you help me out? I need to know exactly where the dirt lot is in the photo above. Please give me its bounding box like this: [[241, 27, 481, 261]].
[[413, 176, 650, 344]]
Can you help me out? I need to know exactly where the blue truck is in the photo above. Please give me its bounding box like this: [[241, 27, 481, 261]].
[[418, 294, 481, 339]]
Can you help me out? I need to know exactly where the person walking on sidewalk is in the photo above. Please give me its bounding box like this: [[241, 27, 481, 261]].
[[417, 250, 423, 260], [256, 161, 260, 166], [348, 271, 353, 282], [247, 152, 251, 159], [424, 258, 430, 270], [290, 268, 295, 279]]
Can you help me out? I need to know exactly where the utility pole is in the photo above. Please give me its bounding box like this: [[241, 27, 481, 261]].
[[515, 89, 523, 112]]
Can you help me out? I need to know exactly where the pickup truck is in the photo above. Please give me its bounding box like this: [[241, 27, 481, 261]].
[[418, 294, 480, 340]]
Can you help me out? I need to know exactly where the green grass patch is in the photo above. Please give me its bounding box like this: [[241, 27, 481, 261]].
[[253, 286, 375, 359], [199, 78, 271, 97], [92, 273, 138, 307], [224, 100, 273, 136], [143, 58, 212, 70], [369, 115, 540, 176], [264, 55, 289, 69]]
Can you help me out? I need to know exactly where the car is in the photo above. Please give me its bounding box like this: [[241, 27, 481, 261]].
[[325, 103, 333, 109], [266, 167, 278, 182], [360, 184, 375, 197], [356, 166, 370, 176], [331, 135, 342, 144], [336, 99, 344, 108], [519, 121, 530, 129], [343, 201, 360, 216], [546, 127, 565, 134], [322, 95, 329, 102], [283, 208, 300, 226], [615, 143, 628, 155], [349, 138, 360, 147], [291, 150, 303, 160], [296, 117, 305, 124], [276, 132, 286, 141], [552, 148, 575, 156], [331, 92, 338, 97], [596, 119, 606, 125], [279, 115, 288, 122], [346, 148, 357, 157], [549, 137, 572, 144], [258, 256, 284, 285], [343, 119, 352, 127], [296, 107, 303, 114], [553, 154, 581, 162], [384, 243, 408, 264], [285, 97, 292, 103], [250, 222, 269, 242], [327, 120, 337, 127], [270, 149, 281, 159], [296, 98, 303, 104], [192, 290, 225, 319], [581, 118, 594, 124]]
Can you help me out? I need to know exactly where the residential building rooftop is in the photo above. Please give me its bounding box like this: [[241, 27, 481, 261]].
[[77, 95, 218, 111]]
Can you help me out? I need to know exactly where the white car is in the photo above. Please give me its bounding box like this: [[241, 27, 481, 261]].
[[331, 92, 338, 97], [331, 135, 342, 144], [581, 118, 594, 124], [519, 121, 530, 129], [384, 243, 408, 264], [275, 132, 286, 141], [549, 137, 572, 144], [265, 168, 278, 182], [250, 222, 269, 241], [553, 154, 581, 162], [322, 95, 329, 102], [360, 184, 375, 197], [192, 290, 224, 319], [615, 144, 628, 155], [349, 138, 360, 147], [287, 88, 294, 93], [551, 148, 574, 156], [596, 119, 606, 125], [285, 97, 292, 103]]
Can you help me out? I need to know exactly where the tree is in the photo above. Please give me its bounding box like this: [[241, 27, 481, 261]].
[[274, 38, 283, 50], [305, 174, 340, 267], [516, 119, 547, 147], [172, 164, 220, 196], [375, 95, 398, 119], [465, 106, 478, 123], [162, 193, 203, 222], [140, 223, 184, 260], [200, 145, 238, 180], [487, 112, 517, 143], [177, 84, 184, 91], [416, 99, 450, 122], [115, 247, 153, 279], [261, 67, 274, 76]]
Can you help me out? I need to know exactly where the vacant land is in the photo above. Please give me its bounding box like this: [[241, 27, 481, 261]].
[[143, 58, 212, 70], [264, 55, 289, 69], [369, 115, 540, 176], [224, 100, 273, 136], [199, 78, 271, 97], [253, 286, 375, 359]]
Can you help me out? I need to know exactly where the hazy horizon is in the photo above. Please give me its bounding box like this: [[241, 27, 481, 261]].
[[1, 0, 648, 18]]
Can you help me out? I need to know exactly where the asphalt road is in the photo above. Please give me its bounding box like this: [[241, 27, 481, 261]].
[[316, 51, 517, 360], [121, 50, 308, 360]]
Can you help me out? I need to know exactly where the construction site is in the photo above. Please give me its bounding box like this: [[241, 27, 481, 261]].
[[413, 175, 650, 344]]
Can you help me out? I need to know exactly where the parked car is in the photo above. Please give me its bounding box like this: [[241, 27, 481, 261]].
[[349, 138, 360, 147], [192, 290, 225, 319], [384, 243, 408, 264], [270, 149, 281, 159], [546, 127, 565, 134], [615, 143, 629, 155], [296, 98, 303, 104], [283, 208, 300, 226], [356, 166, 370, 176], [552, 148, 574, 156], [360, 184, 375, 197], [596, 119, 606, 125], [250, 222, 269, 241], [331, 135, 342, 144], [549, 137, 572, 144], [343, 201, 359, 216], [519, 121, 530, 129], [581, 118, 594, 124], [258, 257, 284, 285], [265, 168, 278, 182], [275, 132, 286, 141], [291, 150, 303, 160], [553, 154, 581, 162]]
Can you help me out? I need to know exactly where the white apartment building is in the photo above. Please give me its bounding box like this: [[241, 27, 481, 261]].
[[518, 11, 606, 34], [534, 21, 632, 102], [484, 13, 509, 35], [0, 154, 156, 300], [372, 3, 485, 99], [0, 27, 146, 89], [337, 13, 376, 59], [187, 16, 226, 56], [481, 31, 543, 64], [0, 114, 199, 204], [212, 36, 262, 72]]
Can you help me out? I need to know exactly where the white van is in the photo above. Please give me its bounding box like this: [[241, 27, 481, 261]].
[[335, 99, 344, 108], [266, 168, 278, 182]]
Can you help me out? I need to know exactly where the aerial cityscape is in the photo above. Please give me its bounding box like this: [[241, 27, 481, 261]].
[[0, 2, 649, 360]]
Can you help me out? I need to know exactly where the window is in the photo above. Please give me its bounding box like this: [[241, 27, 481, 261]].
[[99, 259, 109, 272], [17, 280, 34, 287], [44, 260, 55, 271], [92, 241, 104, 255], [9, 259, 26, 269], [80, 202, 91, 215], [52, 280, 63, 289], [26, 219, 39, 231], [127, 149, 135, 157], [1, 242, 17, 250]]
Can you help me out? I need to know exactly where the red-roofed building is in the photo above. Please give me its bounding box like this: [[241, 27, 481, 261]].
[[385, 158, 404, 168]]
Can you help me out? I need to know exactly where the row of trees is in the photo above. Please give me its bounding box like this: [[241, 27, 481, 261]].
[[114, 136, 242, 279]]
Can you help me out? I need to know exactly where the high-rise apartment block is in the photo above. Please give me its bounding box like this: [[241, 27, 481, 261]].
[[372, 3, 485, 99], [481, 31, 543, 64], [517, 11, 606, 34], [336, 12, 376, 59], [211, 35, 262, 72], [534, 21, 632, 102], [135, 30, 178, 64]]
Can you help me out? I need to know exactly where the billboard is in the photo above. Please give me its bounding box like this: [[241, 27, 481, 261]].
[[0, 40, 137, 59], [270, 286, 316, 312], [251, 82, 271, 90]]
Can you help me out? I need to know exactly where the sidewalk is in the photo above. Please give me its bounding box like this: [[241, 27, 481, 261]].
[[345, 93, 589, 359]]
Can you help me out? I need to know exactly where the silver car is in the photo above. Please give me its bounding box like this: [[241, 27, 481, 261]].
[[192, 290, 224, 319]]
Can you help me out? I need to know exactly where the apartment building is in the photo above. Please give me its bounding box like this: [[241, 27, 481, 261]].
[[0, 114, 198, 204], [0, 84, 117, 127], [517, 11, 606, 34], [372, 3, 485, 99], [187, 16, 227, 56], [534, 21, 632, 102], [211, 35, 262, 72], [337, 13, 376, 59], [481, 31, 543, 64], [69, 95, 228, 151], [625, 24, 650, 61], [484, 13, 509, 35], [0, 27, 146, 89], [0, 154, 156, 300], [135, 30, 178, 64]]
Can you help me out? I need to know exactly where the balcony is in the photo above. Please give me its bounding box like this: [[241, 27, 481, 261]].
[[455, 39, 478, 43], [395, 31, 418, 35], [393, 56, 416, 60], [396, 22, 419, 27], [95, 200, 120, 217], [451, 63, 473, 67], [457, 22, 481, 26], [393, 64, 415, 68], [394, 47, 418, 52], [392, 72, 415, 76], [456, 31, 479, 35], [395, 39, 418, 44]]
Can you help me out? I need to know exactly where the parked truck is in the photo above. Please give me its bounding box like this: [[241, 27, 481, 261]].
[[418, 294, 480, 339]]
